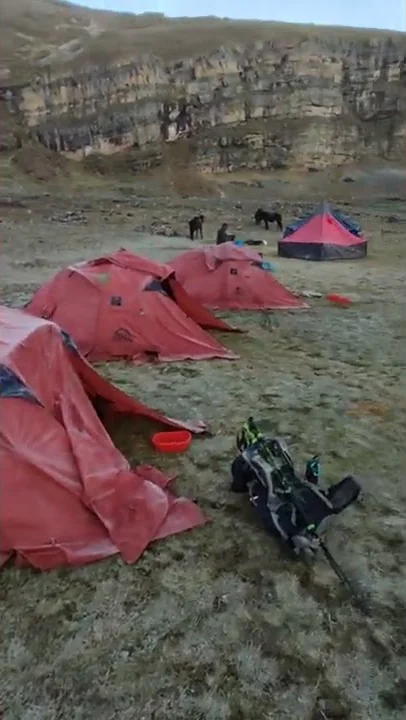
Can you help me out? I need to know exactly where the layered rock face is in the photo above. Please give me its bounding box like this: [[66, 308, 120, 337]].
[[2, 35, 406, 170]]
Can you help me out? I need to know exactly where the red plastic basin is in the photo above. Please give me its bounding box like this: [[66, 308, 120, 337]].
[[326, 293, 352, 307], [151, 430, 192, 453]]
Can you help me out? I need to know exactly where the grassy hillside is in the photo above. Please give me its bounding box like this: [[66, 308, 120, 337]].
[[1, 0, 404, 85]]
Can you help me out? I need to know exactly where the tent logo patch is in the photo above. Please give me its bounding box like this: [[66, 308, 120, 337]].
[[110, 295, 123, 306]]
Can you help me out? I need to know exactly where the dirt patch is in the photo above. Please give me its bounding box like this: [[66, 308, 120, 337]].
[[81, 141, 220, 199], [166, 166, 220, 198], [161, 141, 222, 198], [11, 144, 72, 182]]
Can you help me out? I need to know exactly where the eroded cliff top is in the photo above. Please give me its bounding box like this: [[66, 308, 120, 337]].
[[1, 0, 405, 86]]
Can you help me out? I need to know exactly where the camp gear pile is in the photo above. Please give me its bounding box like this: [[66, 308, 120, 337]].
[[231, 418, 365, 610]]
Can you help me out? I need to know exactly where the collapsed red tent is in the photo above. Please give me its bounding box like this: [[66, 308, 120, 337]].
[[25, 248, 237, 363], [169, 243, 308, 311], [0, 306, 206, 571]]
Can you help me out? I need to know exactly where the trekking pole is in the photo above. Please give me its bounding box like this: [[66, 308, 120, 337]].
[[286, 489, 370, 614], [284, 493, 370, 614], [317, 537, 369, 614]]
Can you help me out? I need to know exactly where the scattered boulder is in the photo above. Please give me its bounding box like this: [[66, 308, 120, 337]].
[[50, 210, 87, 224], [149, 220, 180, 237]]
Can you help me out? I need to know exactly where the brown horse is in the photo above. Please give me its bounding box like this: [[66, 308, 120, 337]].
[[254, 208, 283, 232], [188, 214, 205, 240]]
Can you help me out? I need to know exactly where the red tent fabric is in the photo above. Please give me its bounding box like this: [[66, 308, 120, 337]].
[[0, 306, 206, 571], [169, 243, 308, 311], [278, 205, 367, 261], [25, 249, 237, 363]]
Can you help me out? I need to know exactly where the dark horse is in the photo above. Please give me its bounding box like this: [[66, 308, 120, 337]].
[[188, 214, 205, 240], [254, 208, 283, 232]]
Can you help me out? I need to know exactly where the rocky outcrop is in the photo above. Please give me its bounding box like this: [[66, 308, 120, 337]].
[[2, 34, 406, 171]]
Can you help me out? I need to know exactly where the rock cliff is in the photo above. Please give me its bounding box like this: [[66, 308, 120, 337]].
[[1, 5, 405, 171]]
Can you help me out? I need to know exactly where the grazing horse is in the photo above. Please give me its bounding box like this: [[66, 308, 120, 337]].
[[254, 208, 283, 232], [188, 214, 205, 240]]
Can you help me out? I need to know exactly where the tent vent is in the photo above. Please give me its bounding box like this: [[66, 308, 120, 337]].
[[0, 364, 42, 404], [144, 279, 169, 295], [230, 268, 238, 275], [60, 330, 79, 354], [110, 295, 123, 306]]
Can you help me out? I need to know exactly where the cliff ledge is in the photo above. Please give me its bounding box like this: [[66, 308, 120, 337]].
[[1, 2, 405, 171]]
